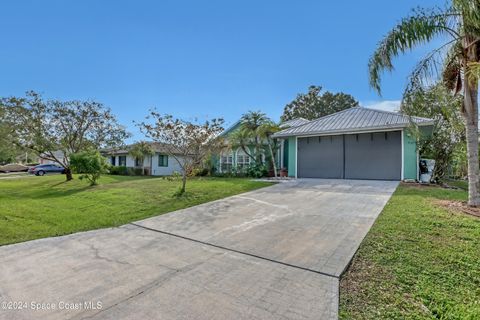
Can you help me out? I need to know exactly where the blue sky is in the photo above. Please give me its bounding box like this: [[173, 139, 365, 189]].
[[1, 0, 443, 140]]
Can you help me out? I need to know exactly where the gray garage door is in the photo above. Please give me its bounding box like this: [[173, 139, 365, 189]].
[[297, 131, 401, 180], [345, 131, 401, 180], [297, 135, 344, 178]]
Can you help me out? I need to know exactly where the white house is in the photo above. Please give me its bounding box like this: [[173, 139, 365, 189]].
[[104, 142, 185, 176], [38, 150, 68, 165]]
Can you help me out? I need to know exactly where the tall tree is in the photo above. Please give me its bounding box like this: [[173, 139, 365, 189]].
[[0, 105, 17, 164], [281, 85, 359, 121], [2, 91, 130, 181], [369, 1, 480, 205], [139, 112, 224, 195], [402, 84, 465, 182], [128, 141, 154, 175]]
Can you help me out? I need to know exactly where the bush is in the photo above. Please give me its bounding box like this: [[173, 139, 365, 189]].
[[70, 151, 109, 185], [213, 164, 268, 178], [245, 164, 268, 178], [109, 166, 128, 175], [126, 167, 143, 176], [192, 168, 209, 177]]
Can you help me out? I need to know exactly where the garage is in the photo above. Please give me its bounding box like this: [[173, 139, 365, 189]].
[[297, 131, 401, 180], [274, 107, 434, 181]]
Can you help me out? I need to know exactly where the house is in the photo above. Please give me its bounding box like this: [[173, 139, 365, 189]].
[[215, 118, 309, 173], [104, 142, 184, 176], [273, 107, 434, 180], [38, 150, 68, 165]]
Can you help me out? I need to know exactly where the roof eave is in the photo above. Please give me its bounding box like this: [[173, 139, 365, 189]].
[[272, 121, 434, 138]]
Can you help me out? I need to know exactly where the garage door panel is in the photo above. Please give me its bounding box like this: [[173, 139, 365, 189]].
[[344, 131, 401, 180], [298, 135, 343, 178]]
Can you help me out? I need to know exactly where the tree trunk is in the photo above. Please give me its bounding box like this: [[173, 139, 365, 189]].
[[180, 173, 187, 194], [463, 74, 480, 206], [65, 167, 73, 181], [268, 144, 277, 178]]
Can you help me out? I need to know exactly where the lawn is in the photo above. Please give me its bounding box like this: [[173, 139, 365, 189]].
[[340, 183, 480, 319], [0, 174, 272, 246]]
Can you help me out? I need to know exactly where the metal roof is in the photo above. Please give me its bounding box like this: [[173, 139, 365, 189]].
[[273, 107, 434, 138], [279, 118, 310, 128]]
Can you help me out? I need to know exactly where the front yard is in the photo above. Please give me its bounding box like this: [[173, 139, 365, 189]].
[[0, 175, 272, 246], [340, 183, 480, 319]]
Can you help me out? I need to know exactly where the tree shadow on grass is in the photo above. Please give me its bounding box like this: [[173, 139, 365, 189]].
[[6, 183, 93, 200]]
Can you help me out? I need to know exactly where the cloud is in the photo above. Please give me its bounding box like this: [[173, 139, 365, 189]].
[[362, 100, 401, 113]]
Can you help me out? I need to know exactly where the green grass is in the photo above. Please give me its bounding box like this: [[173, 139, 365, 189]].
[[0, 174, 272, 246], [340, 183, 480, 319], [445, 179, 468, 190]]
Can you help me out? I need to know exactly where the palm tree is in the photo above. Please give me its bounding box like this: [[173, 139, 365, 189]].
[[240, 111, 269, 164], [258, 121, 281, 177], [229, 129, 256, 163], [128, 141, 154, 175], [369, 1, 480, 206]]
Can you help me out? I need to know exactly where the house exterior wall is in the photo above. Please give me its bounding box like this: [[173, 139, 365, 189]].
[[287, 136, 297, 177], [109, 153, 183, 176], [403, 130, 418, 180], [151, 154, 184, 176]]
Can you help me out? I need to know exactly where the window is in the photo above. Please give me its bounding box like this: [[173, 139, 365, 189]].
[[236, 154, 250, 169], [220, 154, 233, 172], [135, 157, 142, 167], [158, 154, 168, 167], [118, 156, 126, 166], [111, 156, 116, 166]]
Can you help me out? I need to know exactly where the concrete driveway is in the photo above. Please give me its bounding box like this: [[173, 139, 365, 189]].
[[0, 179, 398, 320]]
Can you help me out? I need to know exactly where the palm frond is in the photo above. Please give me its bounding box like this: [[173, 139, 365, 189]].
[[466, 61, 480, 83], [369, 6, 461, 94], [403, 39, 459, 97], [453, 0, 480, 36]]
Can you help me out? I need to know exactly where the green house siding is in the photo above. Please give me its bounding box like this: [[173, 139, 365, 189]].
[[283, 139, 289, 169], [287, 137, 296, 177], [403, 130, 418, 180]]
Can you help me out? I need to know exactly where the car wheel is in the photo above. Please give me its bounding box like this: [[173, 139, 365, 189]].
[[37, 170, 45, 176]]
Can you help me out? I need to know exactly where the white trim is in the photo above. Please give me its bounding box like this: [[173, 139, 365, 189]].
[[295, 136, 298, 179], [401, 129, 404, 180]]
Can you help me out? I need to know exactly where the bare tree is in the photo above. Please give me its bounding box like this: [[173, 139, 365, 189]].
[[138, 112, 224, 194], [2, 91, 130, 181]]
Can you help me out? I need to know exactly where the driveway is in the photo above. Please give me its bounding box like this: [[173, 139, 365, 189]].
[[0, 179, 398, 320]]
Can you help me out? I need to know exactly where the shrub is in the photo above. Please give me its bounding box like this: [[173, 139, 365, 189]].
[[245, 164, 268, 178], [70, 151, 109, 185], [126, 167, 143, 176], [192, 168, 209, 177], [109, 166, 128, 175], [212, 164, 267, 178]]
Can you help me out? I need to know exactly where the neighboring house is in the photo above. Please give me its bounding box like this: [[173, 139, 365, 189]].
[[104, 142, 184, 176], [215, 118, 309, 173], [273, 107, 434, 181], [38, 150, 68, 165]]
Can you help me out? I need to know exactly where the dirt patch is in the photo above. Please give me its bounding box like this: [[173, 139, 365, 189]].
[[433, 199, 480, 218]]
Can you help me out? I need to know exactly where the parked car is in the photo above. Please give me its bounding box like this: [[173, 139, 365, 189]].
[[28, 164, 66, 176], [0, 164, 29, 173]]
